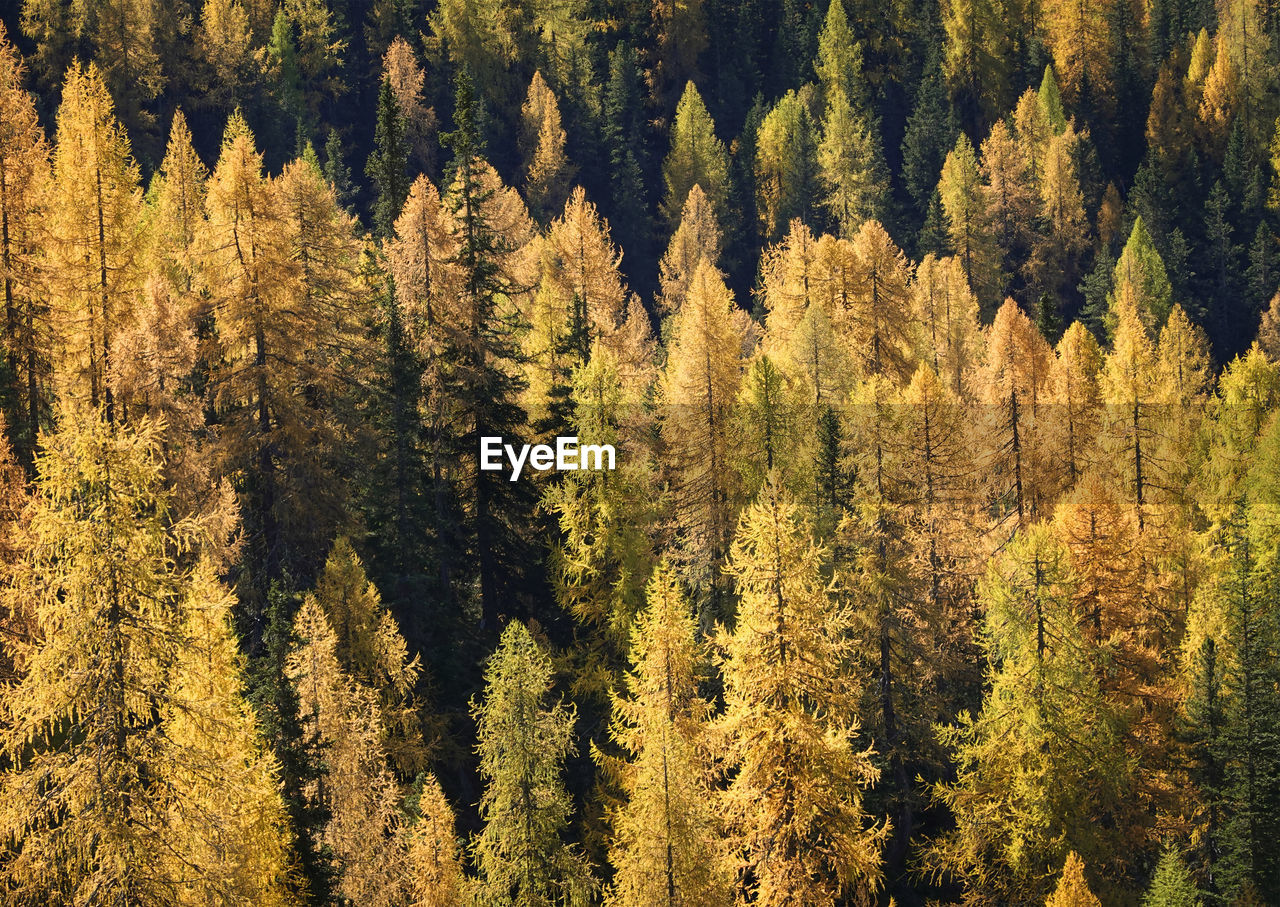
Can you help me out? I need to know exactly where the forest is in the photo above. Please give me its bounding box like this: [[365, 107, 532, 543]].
[[0, 0, 1279, 903]]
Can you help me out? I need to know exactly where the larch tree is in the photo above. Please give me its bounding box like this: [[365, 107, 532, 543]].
[[660, 81, 729, 232], [471, 620, 594, 906], [0, 25, 50, 466], [755, 90, 820, 243], [1041, 0, 1112, 106], [521, 72, 574, 226], [661, 259, 743, 614], [401, 773, 465, 907], [939, 133, 999, 311], [657, 184, 723, 318], [46, 63, 145, 422], [941, 0, 1010, 130], [928, 526, 1133, 904], [0, 410, 292, 905], [910, 254, 984, 399], [818, 87, 888, 238], [288, 592, 408, 907], [603, 560, 730, 907], [840, 220, 915, 383], [718, 480, 887, 906], [980, 118, 1037, 289], [382, 36, 437, 175], [980, 298, 1055, 529], [163, 560, 296, 906], [1142, 847, 1201, 906], [1101, 292, 1161, 530], [1047, 321, 1104, 486], [1046, 852, 1103, 907], [1028, 124, 1089, 303], [310, 537, 426, 776]]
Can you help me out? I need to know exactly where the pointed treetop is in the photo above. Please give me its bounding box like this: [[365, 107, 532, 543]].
[[1039, 64, 1067, 133]]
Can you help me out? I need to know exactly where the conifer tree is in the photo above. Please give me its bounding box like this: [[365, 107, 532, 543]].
[[0, 410, 292, 905], [434, 73, 538, 632], [604, 560, 730, 907], [47, 63, 144, 422], [402, 773, 465, 906], [521, 72, 574, 225], [657, 185, 723, 318], [1143, 846, 1201, 906], [901, 57, 959, 229], [981, 299, 1055, 527], [1048, 322, 1105, 485], [0, 26, 50, 466], [818, 87, 888, 238], [843, 220, 916, 382], [602, 43, 651, 286], [718, 480, 887, 906], [941, 0, 1010, 130], [814, 0, 866, 109], [929, 527, 1132, 904], [471, 621, 594, 905], [288, 592, 407, 907], [661, 82, 730, 232], [1047, 852, 1103, 907], [661, 259, 743, 609], [1101, 293, 1160, 529], [755, 91, 820, 242], [310, 537, 426, 775], [910, 254, 984, 398], [1110, 217, 1174, 336], [980, 118, 1037, 288], [1029, 125, 1088, 301], [939, 133, 999, 310], [369, 76, 410, 239]]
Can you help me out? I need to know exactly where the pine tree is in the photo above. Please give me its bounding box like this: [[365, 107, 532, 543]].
[[718, 480, 887, 906], [369, 76, 410, 239], [603, 560, 730, 907], [0, 25, 50, 467], [471, 621, 594, 905], [661, 81, 730, 232], [521, 72, 574, 225], [901, 56, 959, 229], [0, 410, 292, 904], [1110, 216, 1174, 337], [602, 43, 652, 289], [941, 0, 1010, 131]]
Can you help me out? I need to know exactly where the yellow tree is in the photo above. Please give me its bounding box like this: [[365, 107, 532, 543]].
[[164, 561, 295, 906], [910, 254, 984, 399], [1101, 292, 1160, 530], [661, 259, 743, 609], [46, 63, 144, 421], [818, 87, 887, 237], [838, 220, 915, 382], [657, 184, 723, 318], [310, 537, 426, 776], [1028, 125, 1088, 301], [0, 24, 50, 464], [401, 773, 464, 906], [718, 480, 887, 906], [980, 299, 1055, 528], [1047, 321, 1104, 486], [604, 561, 730, 906], [288, 593, 407, 907], [388, 174, 451, 333], [939, 133, 999, 310], [661, 81, 729, 231], [1041, 0, 1112, 106], [1046, 853, 1103, 907], [0, 410, 292, 905], [521, 71, 574, 225], [980, 118, 1036, 286]]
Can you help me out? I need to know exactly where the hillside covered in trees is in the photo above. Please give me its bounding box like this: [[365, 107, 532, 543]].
[[2, 0, 1280, 903]]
